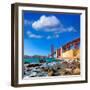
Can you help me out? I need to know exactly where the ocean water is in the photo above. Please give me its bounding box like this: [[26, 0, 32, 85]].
[[24, 58, 58, 64]]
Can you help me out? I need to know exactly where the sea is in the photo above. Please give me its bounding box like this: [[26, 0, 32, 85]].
[[24, 58, 59, 64]]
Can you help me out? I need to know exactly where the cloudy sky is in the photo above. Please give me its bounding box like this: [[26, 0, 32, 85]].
[[23, 11, 80, 56]]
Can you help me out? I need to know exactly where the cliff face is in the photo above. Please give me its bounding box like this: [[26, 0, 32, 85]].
[[62, 49, 80, 60]]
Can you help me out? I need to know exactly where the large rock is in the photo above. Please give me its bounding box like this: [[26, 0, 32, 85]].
[[37, 72, 48, 77], [73, 68, 80, 75], [29, 72, 37, 77], [48, 69, 54, 76], [58, 69, 66, 75], [65, 68, 73, 75], [24, 70, 31, 76]]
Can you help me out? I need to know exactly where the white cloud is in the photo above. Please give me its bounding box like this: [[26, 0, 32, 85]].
[[32, 15, 76, 33], [46, 34, 60, 39], [54, 26, 76, 34], [29, 34, 42, 38], [27, 31, 43, 39], [67, 26, 76, 32], [46, 36, 52, 39], [27, 31, 60, 39], [27, 31, 31, 35], [24, 20, 32, 25], [32, 15, 60, 30], [54, 34, 59, 38]]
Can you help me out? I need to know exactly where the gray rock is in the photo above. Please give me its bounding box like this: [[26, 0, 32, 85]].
[[29, 72, 37, 77], [37, 72, 48, 77], [40, 63, 48, 68]]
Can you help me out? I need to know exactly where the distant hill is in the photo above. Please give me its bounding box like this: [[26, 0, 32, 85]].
[[24, 55, 47, 59]]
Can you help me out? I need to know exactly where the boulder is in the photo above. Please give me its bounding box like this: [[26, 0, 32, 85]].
[[29, 72, 37, 77], [58, 69, 66, 75], [48, 69, 54, 76], [73, 68, 80, 75], [65, 68, 73, 75]]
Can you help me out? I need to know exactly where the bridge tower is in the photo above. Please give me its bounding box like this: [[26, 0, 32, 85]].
[[56, 48, 62, 59], [51, 44, 54, 58]]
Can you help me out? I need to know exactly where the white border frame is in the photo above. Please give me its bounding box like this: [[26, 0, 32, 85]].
[[18, 6, 86, 84]]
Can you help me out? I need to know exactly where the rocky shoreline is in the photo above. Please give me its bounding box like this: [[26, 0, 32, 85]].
[[24, 60, 80, 78]]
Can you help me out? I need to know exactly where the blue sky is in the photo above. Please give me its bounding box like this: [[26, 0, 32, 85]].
[[23, 11, 80, 56]]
